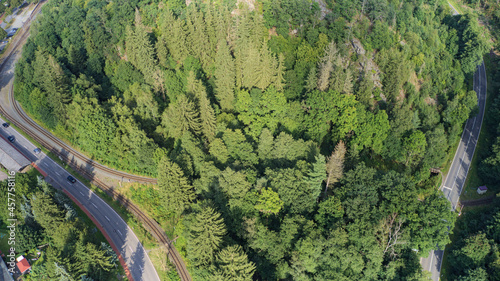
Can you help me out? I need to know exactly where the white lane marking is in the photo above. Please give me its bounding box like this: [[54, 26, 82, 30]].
[[91, 202, 98, 209], [55, 171, 61, 176], [139, 265, 144, 272], [442, 186, 452, 190], [129, 246, 133, 252], [79, 191, 85, 196], [117, 229, 123, 236], [42, 162, 49, 167], [429, 250, 434, 271], [23, 145, 27, 149], [105, 216, 110, 222]]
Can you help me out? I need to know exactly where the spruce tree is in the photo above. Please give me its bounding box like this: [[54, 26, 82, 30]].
[[216, 245, 256, 281], [325, 140, 346, 194], [189, 207, 227, 266], [317, 41, 338, 91], [187, 72, 216, 141], [214, 39, 236, 111], [274, 53, 285, 91], [254, 40, 276, 90], [160, 94, 201, 139], [304, 154, 327, 201], [158, 157, 195, 216], [305, 66, 318, 92]]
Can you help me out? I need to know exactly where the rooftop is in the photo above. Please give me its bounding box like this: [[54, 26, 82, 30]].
[[16, 256, 30, 274], [0, 136, 30, 171]]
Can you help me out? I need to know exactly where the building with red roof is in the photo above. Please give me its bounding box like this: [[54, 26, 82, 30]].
[[15, 256, 30, 275]]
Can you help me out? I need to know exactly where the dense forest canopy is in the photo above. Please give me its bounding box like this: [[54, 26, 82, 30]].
[[13, 0, 490, 279]]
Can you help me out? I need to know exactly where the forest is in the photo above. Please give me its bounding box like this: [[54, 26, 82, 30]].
[[12, 0, 490, 279], [0, 171, 120, 280]]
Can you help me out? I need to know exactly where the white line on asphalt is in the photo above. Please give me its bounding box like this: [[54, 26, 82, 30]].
[[442, 186, 452, 190], [129, 246, 133, 252], [105, 216, 110, 222], [91, 202, 98, 209], [55, 171, 61, 176], [42, 162, 48, 167], [79, 191, 84, 196], [117, 229, 122, 236], [429, 250, 434, 271]]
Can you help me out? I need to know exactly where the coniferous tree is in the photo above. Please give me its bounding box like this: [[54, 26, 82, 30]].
[[274, 53, 285, 91], [158, 9, 189, 64], [187, 72, 217, 141], [325, 141, 346, 194], [216, 245, 256, 281], [304, 154, 327, 201], [214, 39, 236, 111], [317, 41, 338, 91], [126, 10, 158, 87], [356, 71, 374, 107], [157, 157, 195, 216], [160, 94, 201, 139], [305, 66, 318, 92], [189, 207, 227, 266]]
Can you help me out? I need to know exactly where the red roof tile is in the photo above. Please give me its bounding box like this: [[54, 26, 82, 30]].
[[16, 257, 30, 274]]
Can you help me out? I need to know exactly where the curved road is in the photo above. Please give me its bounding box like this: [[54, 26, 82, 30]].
[[0, 115, 161, 281], [0, 3, 162, 281], [0, 28, 156, 185], [420, 3, 488, 280]]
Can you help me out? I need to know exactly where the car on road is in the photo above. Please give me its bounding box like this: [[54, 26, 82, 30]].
[[33, 148, 41, 154], [67, 175, 76, 184], [7, 136, 14, 142], [7, 28, 18, 37], [2, 123, 9, 128]]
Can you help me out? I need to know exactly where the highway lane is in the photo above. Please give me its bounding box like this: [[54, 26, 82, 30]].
[[0, 116, 161, 281], [420, 63, 487, 281], [0, 2, 192, 280]]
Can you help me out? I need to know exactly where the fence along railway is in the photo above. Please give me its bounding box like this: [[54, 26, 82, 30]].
[[0, 3, 191, 280]]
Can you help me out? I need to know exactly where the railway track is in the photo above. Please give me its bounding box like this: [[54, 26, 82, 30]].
[[0, 5, 157, 184], [0, 3, 191, 280]]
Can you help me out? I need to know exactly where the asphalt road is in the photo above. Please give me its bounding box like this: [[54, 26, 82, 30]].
[[420, 3, 487, 280], [420, 51, 488, 281], [0, 116, 161, 281], [0, 5, 160, 281], [0, 34, 154, 185]]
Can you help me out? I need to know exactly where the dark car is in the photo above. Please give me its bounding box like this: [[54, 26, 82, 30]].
[[7, 136, 14, 143], [2, 123, 9, 128], [33, 148, 41, 154], [67, 175, 76, 184]]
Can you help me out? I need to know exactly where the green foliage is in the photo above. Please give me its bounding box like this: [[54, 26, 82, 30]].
[[157, 157, 195, 216], [0, 172, 119, 280], [13, 0, 483, 279], [216, 245, 256, 281], [254, 187, 284, 216], [188, 207, 227, 266]]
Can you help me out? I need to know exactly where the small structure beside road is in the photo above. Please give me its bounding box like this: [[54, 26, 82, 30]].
[[477, 185, 488, 195]]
